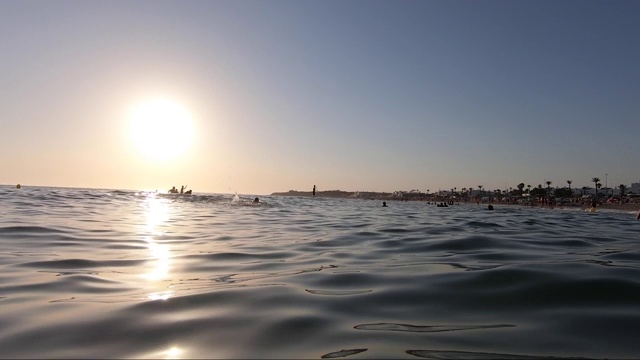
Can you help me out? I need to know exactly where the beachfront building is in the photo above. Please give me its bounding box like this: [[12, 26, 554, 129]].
[[631, 182, 640, 194]]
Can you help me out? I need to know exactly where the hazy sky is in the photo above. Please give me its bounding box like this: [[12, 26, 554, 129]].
[[1, 0, 638, 195]]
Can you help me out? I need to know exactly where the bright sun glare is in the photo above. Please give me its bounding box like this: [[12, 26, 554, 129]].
[[129, 99, 194, 162]]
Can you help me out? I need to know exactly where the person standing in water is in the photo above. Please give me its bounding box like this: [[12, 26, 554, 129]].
[[313, 185, 316, 197]]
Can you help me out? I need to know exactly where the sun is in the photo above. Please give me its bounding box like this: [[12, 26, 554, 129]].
[[128, 99, 194, 162]]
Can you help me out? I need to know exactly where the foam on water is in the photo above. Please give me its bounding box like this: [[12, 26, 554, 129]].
[[1, 185, 639, 359]]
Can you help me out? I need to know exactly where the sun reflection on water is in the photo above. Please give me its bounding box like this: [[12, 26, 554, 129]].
[[142, 346, 186, 359], [141, 194, 174, 299], [143, 193, 170, 234], [147, 291, 174, 301], [163, 346, 183, 358], [144, 239, 170, 280]]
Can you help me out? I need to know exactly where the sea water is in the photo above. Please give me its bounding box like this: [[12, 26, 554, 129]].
[[1, 185, 639, 359]]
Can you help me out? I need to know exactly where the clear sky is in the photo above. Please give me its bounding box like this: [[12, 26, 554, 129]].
[[1, 0, 638, 195]]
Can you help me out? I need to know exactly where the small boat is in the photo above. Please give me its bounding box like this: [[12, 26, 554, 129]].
[[159, 190, 193, 198]]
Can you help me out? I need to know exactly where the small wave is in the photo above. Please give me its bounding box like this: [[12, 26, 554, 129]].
[[405, 349, 589, 359], [466, 220, 504, 228], [321, 348, 368, 358], [306, 289, 372, 296], [423, 235, 526, 252], [18, 258, 146, 269], [355, 323, 514, 333], [0, 225, 66, 235]]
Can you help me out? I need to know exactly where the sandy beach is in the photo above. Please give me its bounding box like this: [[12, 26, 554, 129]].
[[492, 201, 640, 213]]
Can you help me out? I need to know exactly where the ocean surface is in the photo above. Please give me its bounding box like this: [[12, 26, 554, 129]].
[[1, 185, 640, 359]]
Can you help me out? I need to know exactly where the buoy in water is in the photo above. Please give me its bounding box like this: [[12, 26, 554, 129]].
[[16, 184, 21, 189]]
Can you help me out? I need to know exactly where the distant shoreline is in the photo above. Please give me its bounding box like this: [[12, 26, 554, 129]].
[[271, 190, 640, 212], [270, 190, 394, 200]]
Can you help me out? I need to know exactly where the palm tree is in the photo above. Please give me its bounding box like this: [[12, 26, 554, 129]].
[[478, 185, 483, 196], [567, 180, 572, 195], [546, 181, 552, 199], [592, 177, 600, 197], [619, 184, 627, 197]]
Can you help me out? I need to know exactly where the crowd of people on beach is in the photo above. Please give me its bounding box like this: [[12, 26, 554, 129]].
[[370, 188, 640, 219]]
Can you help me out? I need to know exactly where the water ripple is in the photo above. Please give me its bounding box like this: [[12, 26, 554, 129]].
[[354, 323, 515, 333]]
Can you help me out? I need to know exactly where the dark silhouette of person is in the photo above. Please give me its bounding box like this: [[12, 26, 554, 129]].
[[180, 185, 185, 194], [169, 186, 178, 194], [382, 201, 387, 207], [313, 185, 316, 197], [253, 197, 260, 203], [487, 204, 494, 210]]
